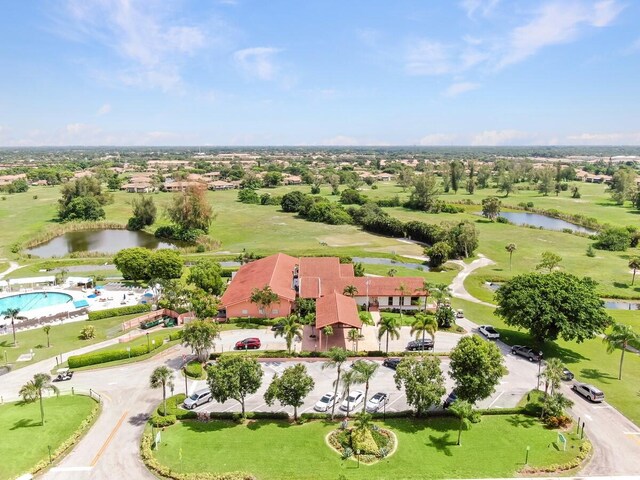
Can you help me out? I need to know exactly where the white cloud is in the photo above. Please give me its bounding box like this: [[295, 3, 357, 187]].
[[444, 81, 480, 97], [497, 1, 623, 68], [566, 131, 640, 144], [60, 0, 212, 90], [419, 133, 458, 145], [470, 129, 534, 145], [233, 47, 281, 80], [97, 103, 111, 115], [460, 0, 500, 18], [405, 40, 453, 75]]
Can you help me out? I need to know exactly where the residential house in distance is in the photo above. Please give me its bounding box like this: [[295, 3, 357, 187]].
[[208, 180, 237, 190]]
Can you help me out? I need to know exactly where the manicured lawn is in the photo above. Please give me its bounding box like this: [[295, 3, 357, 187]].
[[154, 416, 582, 479], [1, 314, 141, 369], [452, 298, 640, 426], [363, 263, 461, 286], [0, 395, 96, 479]]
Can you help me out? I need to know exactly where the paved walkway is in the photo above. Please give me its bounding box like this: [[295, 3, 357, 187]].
[[449, 254, 496, 307], [0, 260, 22, 279]]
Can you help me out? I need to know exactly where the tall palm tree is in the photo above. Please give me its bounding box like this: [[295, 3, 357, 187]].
[[449, 399, 473, 446], [347, 328, 360, 352], [505, 243, 517, 271], [274, 314, 302, 354], [429, 284, 452, 308], [342, 285, 358, 297], [377, 315, 400, 354], [43, 325, 51, 348], [19, 373, 59, 425], [2, 308, 21, 346], [352, 360, 379, 411], [339, 369, 358, 418], [541, 357, 564, 396], [629, 257, 640, 286], [603, 323, 639, 380], [322, 347, 348, 419], [395, 283, 410, 320], [150, 366, 174, 416], [410, 313, 438, 352], [421, 280, 432, 311]]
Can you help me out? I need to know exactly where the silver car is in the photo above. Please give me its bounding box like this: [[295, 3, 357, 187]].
[[365, 392, 389, 413], [183, 388, 212, 410], [572, 383, 605, 403]]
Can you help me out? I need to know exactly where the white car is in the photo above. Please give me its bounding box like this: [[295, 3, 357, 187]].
[[314, 392, 341, 412], [365, 392, 389, 413], [339, 390, 364, 412], [478, 325, 500, 340], [572, 383, 605, 403]]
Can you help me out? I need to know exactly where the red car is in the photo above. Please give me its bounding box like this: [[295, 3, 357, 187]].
[[235, 337, 261, 350]]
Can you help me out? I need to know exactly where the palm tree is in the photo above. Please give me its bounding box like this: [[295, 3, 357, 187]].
[[377, 315, 400, 354], [629, 257, 640, 286], [43, 325, 51, 348], [429, 284, 451, 308], [347, 328, 360, 352], [603, 323, 639, 380], [395, 283, 410, 320], [322, 347, 348, 419], [505, 243, 517, 271], [339, 369, 358, 418], [274, 314, 302, 354], [410, 313, 438, 352], [150, 366, 174, 416], [421, 280, 432, 311], [541, 357, 564, 396], [449, 399, 473, 446], [19, 373, 59, 425], [2, 308, 21, 346], [352, 360, 379, 411], [353, 411, 372, 432], [342, 285, 358, 297]]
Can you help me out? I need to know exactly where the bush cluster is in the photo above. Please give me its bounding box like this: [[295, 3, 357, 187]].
[[208, 411, 290, 422], [87, 304, 151, 321], [150, 414, 177, 427], [185, 360, 204, 379], [155, 225, 205, 243]]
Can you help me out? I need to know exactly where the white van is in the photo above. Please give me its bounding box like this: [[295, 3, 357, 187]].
[[183, 388, 212, 410]]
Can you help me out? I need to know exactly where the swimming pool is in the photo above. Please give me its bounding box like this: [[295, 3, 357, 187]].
[[0, 292, 73, 312]]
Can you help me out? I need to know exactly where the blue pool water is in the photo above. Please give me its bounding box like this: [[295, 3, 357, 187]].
[[0, 292, 73, 312]]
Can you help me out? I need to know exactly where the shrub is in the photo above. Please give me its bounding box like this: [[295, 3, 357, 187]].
[[157, 394, 198, 420], [352, 428, 380, 455], [168, 330, 184, 341], [544, 415, 572, 428], [79, 325, 96, 340], [68, 339, 165, 368], [185, 360, 204, 379], [594, 226, 631, 251], [87, 304, 151, 321], [150, 414, 176, 427]]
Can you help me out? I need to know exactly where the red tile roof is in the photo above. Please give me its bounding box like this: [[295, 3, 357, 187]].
[[220, 253, 298, 307], [316, 292, 362, 329]]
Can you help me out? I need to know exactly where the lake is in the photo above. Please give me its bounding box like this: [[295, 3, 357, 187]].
[[498, 212, 596, 234], [26, 230, 181, 257]]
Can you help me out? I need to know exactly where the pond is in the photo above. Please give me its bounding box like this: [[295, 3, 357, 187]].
[[498, 212, 596, 235], [26, 230, 182, 257], [352, 257, 428, 271]]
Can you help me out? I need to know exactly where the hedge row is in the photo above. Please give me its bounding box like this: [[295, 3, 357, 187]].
[[32, 398, 100, 475], [157, 394, 198, 420], [208, 411, 290, 421], [68, 339, 164, 368], [141, 432, 256, 480], [87, 304, 151, 321], [209, 350, 449, 360]]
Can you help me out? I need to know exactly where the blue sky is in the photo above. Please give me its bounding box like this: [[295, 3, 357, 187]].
[[0, 0, 638, 146]]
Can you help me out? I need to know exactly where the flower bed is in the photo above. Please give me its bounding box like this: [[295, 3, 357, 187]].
[[326, 425, 397, 464]]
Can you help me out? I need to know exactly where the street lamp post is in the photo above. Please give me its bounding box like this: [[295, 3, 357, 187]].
[[356, 449, 361, 468], [146, 333, 150, 353], [536, 352, 543, 390], [183, 367, 188, 396]]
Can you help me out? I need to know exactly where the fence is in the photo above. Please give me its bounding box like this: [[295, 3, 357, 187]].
[[1, 387, 102, 405]]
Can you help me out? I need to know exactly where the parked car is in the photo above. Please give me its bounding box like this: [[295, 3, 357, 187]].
[[406, 339, 434, 351], [383, 358, 401, 370], [478, 325, 500, 340], [340, 390, 364, 412], [572, 382, 605, 403], [366, 392, 389, 413], [456, 309, 464, 318], [53, 369, 74, 382], [443, 390, 458, 408], [235, 337, 261, 350], [511, 345, 542, 362], [561, 367, 575, 381], [183, 389, 212, 409], [314, 392, 341, 412]]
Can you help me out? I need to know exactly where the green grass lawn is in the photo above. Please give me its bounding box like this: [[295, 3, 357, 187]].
[[452, 298, 640, 426], [363, 263, 461, 286], [154, 416, 582, 480], [0, 395, 96, 480], [0, 313, 141, 369]]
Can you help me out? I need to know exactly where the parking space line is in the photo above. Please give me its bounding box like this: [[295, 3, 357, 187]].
[[488, 391, 505, 408], [385, 393, 404, 410]]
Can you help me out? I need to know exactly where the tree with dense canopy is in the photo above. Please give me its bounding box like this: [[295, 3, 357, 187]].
[[207, 356, 263, 416], [19, 373, 59, 425], [425, 241, 451, 268], [150, 366, 174, 418], [377, 315, 400, 354], [166, 183, 214, 232], [495, 272, 612, 345], [449, 335, 506, 404], [280, 190, 307, 212], [147, 249, 183, 280], [394, 356, 445, 417], [187, 259, 224, 295], [535, 251, 562, 273], [264, 364, 314, 421], [58, 177, 111, 221], [114, 247, 153, 281], [407, 174, 440, 211], [603, 323, 639, 380], [322, 347, 349, 419], [182, 320, 221, 362]]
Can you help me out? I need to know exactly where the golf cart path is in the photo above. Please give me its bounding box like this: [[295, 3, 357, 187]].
[[0, 260, 22, 279], [449, 255, 497, 307]]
